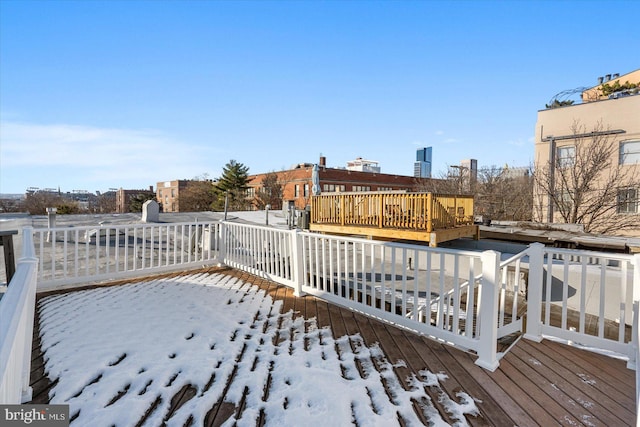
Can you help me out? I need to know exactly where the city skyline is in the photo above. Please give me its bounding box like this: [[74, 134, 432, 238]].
[[1, 0, 639, 194]]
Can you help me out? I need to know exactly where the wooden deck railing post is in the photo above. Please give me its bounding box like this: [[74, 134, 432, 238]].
[[290, 229, 305, 297], [426, 193, 433, 233], [524, 243, 544, 342], [378, 194, 384, 228], [475, 250, 500, 371]]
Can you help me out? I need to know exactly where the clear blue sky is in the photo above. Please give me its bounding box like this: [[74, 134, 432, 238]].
[[1, 0, 639, 194]]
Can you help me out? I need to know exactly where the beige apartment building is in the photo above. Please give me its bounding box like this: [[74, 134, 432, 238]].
[[534, 69, 640, 236]]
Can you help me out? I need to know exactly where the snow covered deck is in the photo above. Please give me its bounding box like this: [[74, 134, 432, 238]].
[[28, 268, 635, 426]]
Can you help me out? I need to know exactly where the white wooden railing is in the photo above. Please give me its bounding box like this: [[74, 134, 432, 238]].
[[2, 220, 639, 402], [221, 222, 297, 290], [525, 244, 640, 367], [0, 227, 38, 403], [297, 232, 501, 370], [33, 222, 221, 291]]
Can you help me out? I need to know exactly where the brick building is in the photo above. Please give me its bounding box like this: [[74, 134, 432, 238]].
[[115, 187, 155, 213], [156, 180, 191, 213], [247, 156, 436, 210]]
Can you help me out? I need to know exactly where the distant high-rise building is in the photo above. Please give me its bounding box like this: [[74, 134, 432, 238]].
[[460, 159, 478, 182], [414, 147, 432, 178]]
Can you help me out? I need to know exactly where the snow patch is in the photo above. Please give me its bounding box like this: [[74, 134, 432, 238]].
[[38, 273, 481, 426]]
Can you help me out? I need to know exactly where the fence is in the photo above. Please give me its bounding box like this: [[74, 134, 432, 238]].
[[295, 231, 501, 370], [524, 244, 640, 365], [33, 221, 221, 291], [0, 227, 38, 403], [311, 192, 474, 232], [2, 220, 639, 402]]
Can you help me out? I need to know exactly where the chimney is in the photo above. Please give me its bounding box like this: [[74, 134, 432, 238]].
[[319, 156, 326, 167], [149, 185, 154, 192], [605, 74, 611, 82], [598, 76, 604, 85]]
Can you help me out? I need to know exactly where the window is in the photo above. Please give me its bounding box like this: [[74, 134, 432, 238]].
[[304, 184, 309, 197], [620, 140, 640, 165], [617, 188, 638, 214], [378, 187, 393, 191], [294, 185, 300, 198], [322, 184, 345, 192], [556, 145, 575, 168], [352, 186, 371, 192], [554, 190, 573, 211]]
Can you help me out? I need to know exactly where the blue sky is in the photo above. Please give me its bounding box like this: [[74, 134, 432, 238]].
[[1, 0, 639, 194]]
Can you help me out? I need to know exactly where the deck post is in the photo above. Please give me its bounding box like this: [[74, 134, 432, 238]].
[[217, 221, 227, 265], [630, 301, 638, 371], [20, 227, 37, 402], [290, 229, 305, 297], [475, 250, 500, 371], [523, 243, 544, 342], [630, 254, 640, 371], [426, 193, 433, 233], [632, 254, 640, 303]]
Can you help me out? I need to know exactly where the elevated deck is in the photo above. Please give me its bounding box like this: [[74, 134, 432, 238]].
[[29, 268, 636, 426], [310, 192, 479, 246]]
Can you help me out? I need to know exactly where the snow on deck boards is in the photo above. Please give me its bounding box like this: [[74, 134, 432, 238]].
[[29, 268, 636, 426]]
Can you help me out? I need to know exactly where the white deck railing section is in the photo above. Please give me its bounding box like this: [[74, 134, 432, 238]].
[[2, 221, 639, 403], [221, 222, 296, 288], [0, 227, 38, 403], [525, 244, 640, 366], [297, 232, 501, 369], [33, 222, 221, 290]]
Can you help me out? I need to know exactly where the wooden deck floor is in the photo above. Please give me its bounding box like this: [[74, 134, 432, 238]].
[[29, 268, 636, 426]]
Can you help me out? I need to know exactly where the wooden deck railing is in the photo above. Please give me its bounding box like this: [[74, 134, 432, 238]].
[[311, 192, 474, 232]]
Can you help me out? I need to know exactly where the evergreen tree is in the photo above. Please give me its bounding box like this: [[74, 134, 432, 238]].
[[214, 160, 250, 211], [128, 193, 156, 213]]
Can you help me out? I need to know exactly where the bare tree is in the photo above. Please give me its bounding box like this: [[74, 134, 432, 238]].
[[416, 165, 533, 221], [0, 197, 22, 213], [178, 179, 217, 212], [254, 172, 283, 210], [476, 166, 533, 221], [415, 171, 468, 194], [534, 120, 640, 233], [21, 192, 66, 215], [89, 193, 116, 213]]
